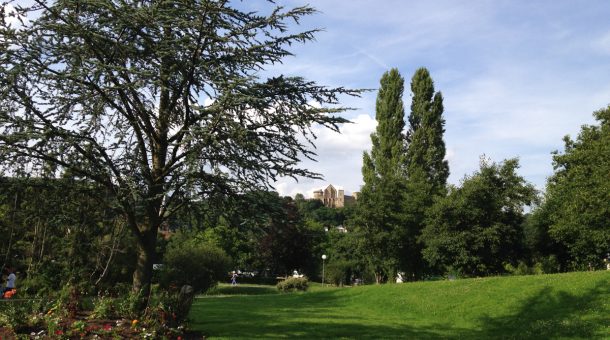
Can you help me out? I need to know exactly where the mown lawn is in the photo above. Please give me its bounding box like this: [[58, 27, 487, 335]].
[[189, 271, 610, 339]]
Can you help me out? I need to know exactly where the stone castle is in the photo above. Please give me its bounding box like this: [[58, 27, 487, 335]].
[[313, 184, 359, 208]]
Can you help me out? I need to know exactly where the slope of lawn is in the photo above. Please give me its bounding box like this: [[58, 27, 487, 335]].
[[189, 271, 610, 339]]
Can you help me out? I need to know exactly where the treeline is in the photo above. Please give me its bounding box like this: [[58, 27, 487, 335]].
[[337, 68, 610, 282], [0, 177, 136, 293], [1, 70, 608, 291], [0, 178, 351, 291]]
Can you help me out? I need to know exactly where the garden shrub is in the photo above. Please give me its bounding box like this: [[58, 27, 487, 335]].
[[143, 288, 194, 329], [504, 261, 542, 276], [325, 260, 353, 286], [89, 295, 114, 319], [0, 298, 47, 332], [445, 266, 463, 280], [536, 255, 560, 274], [276, 277, 308, 292], [114, 290, 141, 320], [159, 236, 231, 294]]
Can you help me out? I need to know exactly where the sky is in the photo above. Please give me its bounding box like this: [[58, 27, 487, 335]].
[[4, 1, 610, 198], [261, 0, 610, 198]]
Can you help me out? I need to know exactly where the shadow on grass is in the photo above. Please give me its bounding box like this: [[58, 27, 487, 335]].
[[475, 280, 609, 339], [190, 289, 460, 339], [190, 279, 609, 339]]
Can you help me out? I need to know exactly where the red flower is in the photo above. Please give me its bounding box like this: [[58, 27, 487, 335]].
[[103, 323, 112, 331], [55, 329, 64, 335], [87, 325, 100, 332]]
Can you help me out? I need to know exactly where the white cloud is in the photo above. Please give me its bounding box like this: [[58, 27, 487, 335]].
[[310, 114, 376, 155], [274, 113, 376, 197]]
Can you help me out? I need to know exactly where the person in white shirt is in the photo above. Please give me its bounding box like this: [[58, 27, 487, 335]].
[[3, 267, 16, 294]]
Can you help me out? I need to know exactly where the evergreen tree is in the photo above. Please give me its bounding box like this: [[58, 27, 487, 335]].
[[401, 68, 449, 278], [355, 69, 406, 283], [0, 1, 360, 308]]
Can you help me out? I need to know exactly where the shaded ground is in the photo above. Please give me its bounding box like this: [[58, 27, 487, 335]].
[[1, 310, 204, 339]]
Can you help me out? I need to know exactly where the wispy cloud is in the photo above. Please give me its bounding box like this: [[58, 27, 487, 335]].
[[271, 0, 610, 197]]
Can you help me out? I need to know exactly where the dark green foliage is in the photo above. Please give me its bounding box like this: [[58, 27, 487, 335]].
[[159, 233, 231, 294], [356, 68, 407, 283], [522, 211, 569, 271], [324, 259, 354, 286], [0, 298, 49, 332], [255, 196, 314, 276], [320, 229, 371, 283], [534, 106, 610, 269], [276, 277, 309, 292], [421, 158, 536, 276], [295, 197, 357, 281], [89, 295, 114, 320], [0, 0, 360, 301], [405, 68, 449, 195], [0, 177, 135, 295], [204, 191, 315, 277], [297, 199, 346, 228], [401, 67, 449, 278]]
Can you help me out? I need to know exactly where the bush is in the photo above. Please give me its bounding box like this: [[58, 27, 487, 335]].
[[504, 261, 540, 276], [159, 237, 231, 294], [276, 277, 308, 292], [325, 260, 353, 286], [114, 290, 140, 320], [89, 295, 114, 319], [0, 298, 48, 332], [143, 288, 194, 329], [536, 255, 560, 274]]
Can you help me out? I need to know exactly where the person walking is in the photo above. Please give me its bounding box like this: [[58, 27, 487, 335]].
[[231, 271, 238, 286]]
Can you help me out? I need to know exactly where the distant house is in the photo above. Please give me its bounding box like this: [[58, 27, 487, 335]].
[[335, 225, 348, 233], [312, 184, 358, 208], [324, 225, 348, 233]]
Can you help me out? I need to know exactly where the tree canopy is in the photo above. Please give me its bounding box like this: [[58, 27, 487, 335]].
[[421, 158, 536, 276], [405, 67, 449, 194], [400, 67, 449, 278], [0, 0, 360, 304], [533, 106, 610, 269], [356, 68, 406, 283]]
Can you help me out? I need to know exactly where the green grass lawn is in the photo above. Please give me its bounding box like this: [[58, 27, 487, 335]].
[[189, 271, 610, 339]]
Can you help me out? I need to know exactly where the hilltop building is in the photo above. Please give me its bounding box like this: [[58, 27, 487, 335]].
[[313, 184, 359, 208]]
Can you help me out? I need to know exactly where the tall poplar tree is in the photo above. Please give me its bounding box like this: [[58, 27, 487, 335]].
[[406, 67, 449, 192], [356, 68, 406, 283], [401, 67, 449, 278]]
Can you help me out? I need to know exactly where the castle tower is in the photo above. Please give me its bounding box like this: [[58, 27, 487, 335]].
[[313, 184, 357, 208]]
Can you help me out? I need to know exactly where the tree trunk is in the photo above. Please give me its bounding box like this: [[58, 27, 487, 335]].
[[131, 225, 158, 309], [375, 272, 382, 284]]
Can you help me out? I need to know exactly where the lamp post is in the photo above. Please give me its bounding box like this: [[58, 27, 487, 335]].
[[321, 254, 327, 287]]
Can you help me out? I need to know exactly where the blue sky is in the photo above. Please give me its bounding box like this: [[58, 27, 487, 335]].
[[266, 0, 610, 197], [5, 1, 610, 198]]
